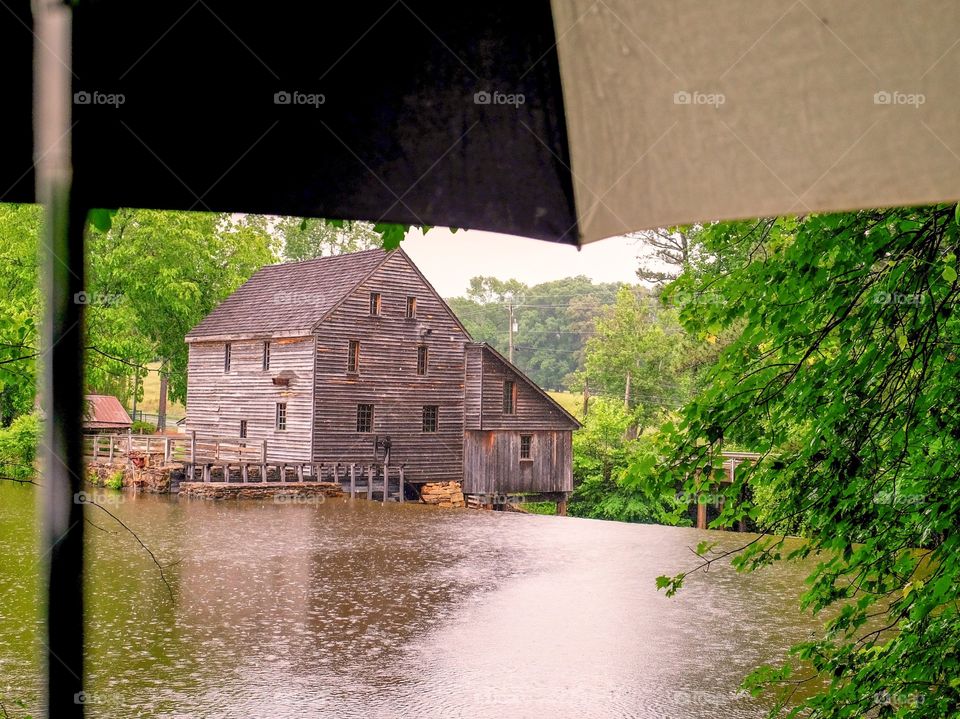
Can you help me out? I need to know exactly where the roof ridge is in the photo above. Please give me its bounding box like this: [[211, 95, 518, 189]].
[[259, 246, 388, 271]]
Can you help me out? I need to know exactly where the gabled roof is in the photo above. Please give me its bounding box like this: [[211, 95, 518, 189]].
[[186, 248, 390, 341], [471, 342, 582, 429], [83, 394, 132, 429]]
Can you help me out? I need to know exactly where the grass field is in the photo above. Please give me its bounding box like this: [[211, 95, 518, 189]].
[[139, 362, 186, 420], [547, 390, 583, 420]]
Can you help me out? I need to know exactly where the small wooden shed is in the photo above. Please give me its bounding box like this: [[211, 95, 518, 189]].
[[83, 394, 132, 433]]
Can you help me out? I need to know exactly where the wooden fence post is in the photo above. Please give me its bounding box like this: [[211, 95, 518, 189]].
[[398, 466, 404, 504], [261, 439, 268, 482], [367, 465, 373, 500], [349, 464, 356, 498], [93, 435, 99, 460], [108, 435, 114, 462]]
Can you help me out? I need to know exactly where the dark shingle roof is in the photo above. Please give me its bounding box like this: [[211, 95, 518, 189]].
[[186, 248, 389, 340]]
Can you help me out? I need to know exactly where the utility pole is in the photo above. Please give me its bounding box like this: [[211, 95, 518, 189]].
[[508, 302, 515, 364], [157, 362, 168, 431], [624, 370, 631, 408], [582, 377, 590, 418], [131, 367, 139, 422]]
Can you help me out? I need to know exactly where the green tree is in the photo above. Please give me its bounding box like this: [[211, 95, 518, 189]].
[[449, 275, 619, 390], [276, 217, 381, 261], [582, 286, 690, 427], [569, 397, 687, 524], [646, 205, 960, 717], [86, 210, 276, 406], [0, 205, 42, 425]]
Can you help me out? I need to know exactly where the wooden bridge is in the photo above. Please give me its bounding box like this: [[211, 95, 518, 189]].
[[83, 431, 413, 502], [693, 451, 763, 530]]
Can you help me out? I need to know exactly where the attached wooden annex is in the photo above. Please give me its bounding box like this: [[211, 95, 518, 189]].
[[184, 248, 579, 502]]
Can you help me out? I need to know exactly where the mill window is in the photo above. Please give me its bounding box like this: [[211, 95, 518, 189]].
[[357, 403, 374, 433], [422, 405, 438, 432]]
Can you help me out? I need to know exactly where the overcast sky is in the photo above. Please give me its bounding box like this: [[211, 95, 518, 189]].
[[400, 227, 643, 298]]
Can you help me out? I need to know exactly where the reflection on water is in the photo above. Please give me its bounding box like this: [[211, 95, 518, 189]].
[[0, 484, 821, 718]]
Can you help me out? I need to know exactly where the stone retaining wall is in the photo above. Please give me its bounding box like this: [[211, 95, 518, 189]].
[[86, 459, 180, 493], [419, 481, 465, 508], [179, 481, 344, 500]]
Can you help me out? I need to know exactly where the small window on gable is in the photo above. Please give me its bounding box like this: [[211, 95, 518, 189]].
[[262, 341, 271, 370], [417, 345, 428, 376], [503, 380, 516, 415], [224, 343, 232, 371], [347, 340, 360, 373], [276, 403, 287, 431], [422, 405, 438, 432], [520, 434, 532, 460], [406, 296, 417, 318], [239, 420, 248, 439], [357, 403, 374, 433], [370, 292, 381, 316]]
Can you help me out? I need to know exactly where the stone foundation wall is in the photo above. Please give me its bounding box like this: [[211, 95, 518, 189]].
[[179, 481, 344, 500], [85, 458, 180, 493], [419, 481, 465, 508]]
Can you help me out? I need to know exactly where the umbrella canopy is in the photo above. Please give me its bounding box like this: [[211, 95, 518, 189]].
[[5, 1, 958, 244]]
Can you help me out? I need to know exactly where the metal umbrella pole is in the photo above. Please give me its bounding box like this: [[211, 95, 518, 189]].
[[34, 1, 86, 716]]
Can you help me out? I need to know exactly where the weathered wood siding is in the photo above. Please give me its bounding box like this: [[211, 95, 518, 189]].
[[463, 430, 573, 494], [185, 336, 315, 461], [465, 344, 578, 431], [311, 252, 469, 483]]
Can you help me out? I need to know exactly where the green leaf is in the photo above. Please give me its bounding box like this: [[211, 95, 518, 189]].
[[374, 223, 407, 250], [942, 264, 957, 283], [88, 208, 116, 233]]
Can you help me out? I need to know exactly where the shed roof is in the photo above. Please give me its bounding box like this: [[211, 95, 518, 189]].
[[186, 248, 390, 341], [83, 394, 132, 429]]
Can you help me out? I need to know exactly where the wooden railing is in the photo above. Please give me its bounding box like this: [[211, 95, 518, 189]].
[[83, 431, 409, 502]]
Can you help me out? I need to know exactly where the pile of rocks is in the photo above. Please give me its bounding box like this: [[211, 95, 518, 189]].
[[419, 481, 465, 508]]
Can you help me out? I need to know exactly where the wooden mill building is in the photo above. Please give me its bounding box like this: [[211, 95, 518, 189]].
[[184, 248, 579, 501]]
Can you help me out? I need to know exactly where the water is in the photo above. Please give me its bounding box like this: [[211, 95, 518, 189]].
[[0, 483, 822, 718]]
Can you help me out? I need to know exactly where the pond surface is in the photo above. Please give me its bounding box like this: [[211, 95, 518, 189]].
[[0, 484, 822, 718]]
